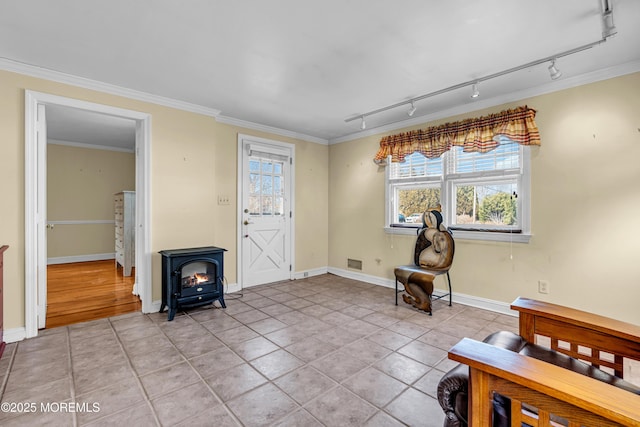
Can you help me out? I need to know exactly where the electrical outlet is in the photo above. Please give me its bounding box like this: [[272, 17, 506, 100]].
[[217, 195, 231, 205], [538, 279, 550, 294]]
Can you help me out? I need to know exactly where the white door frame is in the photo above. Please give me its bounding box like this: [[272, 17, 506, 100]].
[[236, 134, 295, 289], [24, 90, 152, 338]]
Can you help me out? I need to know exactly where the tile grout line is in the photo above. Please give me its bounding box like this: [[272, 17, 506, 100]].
[[65, 327, 79, 427], [208, 300, 328, 427], [227, 294, 406, 425], [190, 302, 335, 425], [162, 310, 246, 426], [0, 342, 18, 399], [152, 311, 263, 419], [105, 317, 162, 427]]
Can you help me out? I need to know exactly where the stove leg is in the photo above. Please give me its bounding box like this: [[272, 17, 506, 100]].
[[168, 308, 176, 321]]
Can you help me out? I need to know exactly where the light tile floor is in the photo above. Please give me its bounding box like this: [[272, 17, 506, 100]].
[[0, 274, 520, 426]]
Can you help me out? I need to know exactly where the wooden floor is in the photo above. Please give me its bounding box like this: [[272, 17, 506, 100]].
[[46, 260, 141, 329]]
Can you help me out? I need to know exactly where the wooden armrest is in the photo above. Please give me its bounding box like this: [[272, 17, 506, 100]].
[[512, 297, 640, 343], [511, 297, 640, 373], [449, 338, 640, 426]]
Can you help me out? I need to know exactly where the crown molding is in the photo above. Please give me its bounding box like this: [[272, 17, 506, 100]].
[[217, 115, 329, 145], [329, 59, 640, 145], [0, 57, 329, 145], [0, 57, 221, 118]]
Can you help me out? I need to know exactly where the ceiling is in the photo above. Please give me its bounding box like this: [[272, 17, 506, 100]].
[[2, 0, 639, 146]]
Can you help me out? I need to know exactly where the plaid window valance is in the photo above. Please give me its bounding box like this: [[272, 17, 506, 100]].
[[374, 106, 540, 164]]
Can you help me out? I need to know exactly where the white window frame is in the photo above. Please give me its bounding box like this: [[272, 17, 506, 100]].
[[385, 145, 531, 243]]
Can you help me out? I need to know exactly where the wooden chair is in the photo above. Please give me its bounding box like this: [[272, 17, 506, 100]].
[[446, 298, 640, 426]]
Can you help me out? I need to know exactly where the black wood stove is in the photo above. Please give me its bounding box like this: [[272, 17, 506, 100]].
[[159, 246, 226, 321]]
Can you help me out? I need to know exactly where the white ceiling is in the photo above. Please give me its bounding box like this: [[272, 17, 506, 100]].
[[46, 106, 136, 151], [2, 0, 639, 146]]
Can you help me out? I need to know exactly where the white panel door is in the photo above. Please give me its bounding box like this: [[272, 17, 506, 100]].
[[241, 140, 292, 287]]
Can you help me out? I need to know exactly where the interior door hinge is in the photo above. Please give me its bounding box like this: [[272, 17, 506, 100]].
[[289, 265, 292, 271], [289, 211, 292, 218], [289, 157, 292, 165]]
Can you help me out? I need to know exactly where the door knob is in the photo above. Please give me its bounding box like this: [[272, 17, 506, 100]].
[[244, 220, 252, 225]]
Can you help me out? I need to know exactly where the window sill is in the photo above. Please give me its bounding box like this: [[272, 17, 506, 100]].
[[384, 227, 531, 243]]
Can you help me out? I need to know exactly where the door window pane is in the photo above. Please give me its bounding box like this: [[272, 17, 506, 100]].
[[274, 197, 284, 215], [262, 175, 273, 194], [248, 157, 285, 217], [249, 174, 260, 194], [249, 160, 260, 172], [248, 196, 261, 215]]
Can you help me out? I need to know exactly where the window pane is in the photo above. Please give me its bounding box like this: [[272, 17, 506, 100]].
[[274, 176, 282, 195], [249, 174, 260, 194], [249, 160, 260, 172], [450, 142, 519, 174], [262, 196, 273, 215], [274, 197, 284, 215], [248, 196, 261, 215], [390, 152, 442, 179], [396, 187, 440, 224], [262, 175, 273, 194], [248, 155, 287, 217], [454, 182, 518, 226]]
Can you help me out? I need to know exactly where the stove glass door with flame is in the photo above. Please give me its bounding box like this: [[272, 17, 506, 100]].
[[180, 260, 218, 297]]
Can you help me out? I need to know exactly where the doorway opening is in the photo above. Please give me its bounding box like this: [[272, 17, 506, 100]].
[[25, 91, 151, 337]]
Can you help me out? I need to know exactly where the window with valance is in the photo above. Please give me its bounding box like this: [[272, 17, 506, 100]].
[[374, 105, 540, 164], [382, 106, 540, 242]]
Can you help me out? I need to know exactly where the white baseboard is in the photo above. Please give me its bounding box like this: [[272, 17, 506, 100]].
[[146, 300, 163, 314], [328, 266, 516, 317], [293, 267, 329, 280], [328, 267, 395, 288], [47, 253, 115, 265], [4, 327, 26, 343], [224, 282, 242, 294]]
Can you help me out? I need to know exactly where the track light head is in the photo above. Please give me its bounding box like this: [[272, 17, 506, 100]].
[[548, 60, 562, 80], [360, 116, 366, 130], [470, 83, 480, 98], [602, 10, 617, 39], [407, 101, 417, 117]]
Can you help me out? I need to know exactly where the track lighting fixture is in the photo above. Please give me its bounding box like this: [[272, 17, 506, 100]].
[[346, 3, 615, 131], [407, 101, 417, 117], [548, 59, 562, 80], [602, 0, 617, 39], [471, 83, 480, 98]]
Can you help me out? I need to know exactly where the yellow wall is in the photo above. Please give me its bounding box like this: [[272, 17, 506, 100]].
[[47, 144, 135, 258], [0, 69, 329, 329], [2, 66, 638, 331], [329, 72, 640, 324]]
